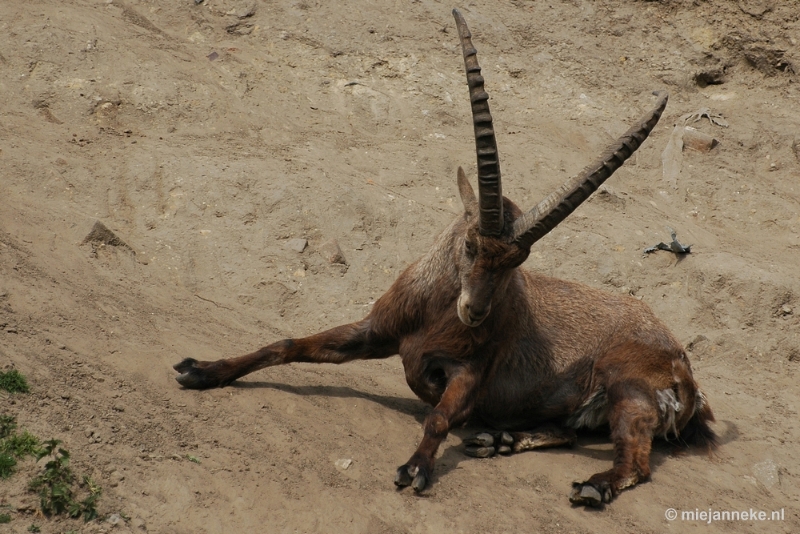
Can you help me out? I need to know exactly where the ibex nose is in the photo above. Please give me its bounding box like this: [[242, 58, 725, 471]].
[[457, 294, 491, 327], [466, 303, 488, 322]]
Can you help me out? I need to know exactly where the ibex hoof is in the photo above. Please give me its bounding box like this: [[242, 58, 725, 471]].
[[569, 480, 612, 507], [394, 464, 430, 493], [463, 431, 514, 457], [173, 358, 224, 389], [464, 445, 495, 458]]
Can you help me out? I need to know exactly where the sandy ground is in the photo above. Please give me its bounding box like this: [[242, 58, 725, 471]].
[[1, 0, 799, 532]]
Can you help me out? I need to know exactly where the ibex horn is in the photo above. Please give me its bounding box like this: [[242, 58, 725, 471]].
[[453, 9, 503, 236], [512, 91, 669, 249]]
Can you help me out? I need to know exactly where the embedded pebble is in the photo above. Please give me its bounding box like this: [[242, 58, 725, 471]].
[[286, 238, 308, 253], [335, 458, 352, 470], [753, 459, 778, 488]]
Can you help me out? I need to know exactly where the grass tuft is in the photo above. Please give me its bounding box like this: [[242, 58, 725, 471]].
[[0, 370, 30, 393]]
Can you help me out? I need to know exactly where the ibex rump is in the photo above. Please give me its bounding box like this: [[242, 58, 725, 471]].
[[174, 9, 716, 506]]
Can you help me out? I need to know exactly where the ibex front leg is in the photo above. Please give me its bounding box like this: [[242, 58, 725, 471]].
[[174, 319, 398, 389], [395, 369, 480, 492]]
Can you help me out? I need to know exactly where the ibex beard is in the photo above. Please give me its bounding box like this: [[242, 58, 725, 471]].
[[174, 8, 717, 507]]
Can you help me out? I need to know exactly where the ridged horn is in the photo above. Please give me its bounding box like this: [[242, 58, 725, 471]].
[[453, 9, 503, 236], [512, 91, 669, 249]]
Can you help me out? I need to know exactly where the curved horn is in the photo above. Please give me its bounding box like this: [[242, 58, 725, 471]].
[[453, 9, 503, 236], [512, 91, 669, 249]]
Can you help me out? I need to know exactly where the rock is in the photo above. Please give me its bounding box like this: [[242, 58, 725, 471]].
[[335, 458, 352, 470], [83, 221, 134, 252], [285, 238, 308, 253], [225, 3, 256, 18], [682, 127, 719, 153], [738, 0, 774, 20], [107, 513, 122, 525], [780, 304, 792, 316], [319, 239, 347, 265], [753, 459, 778, 488]]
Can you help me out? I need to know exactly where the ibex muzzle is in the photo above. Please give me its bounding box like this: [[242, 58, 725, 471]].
[[174, 9, 715, 507]]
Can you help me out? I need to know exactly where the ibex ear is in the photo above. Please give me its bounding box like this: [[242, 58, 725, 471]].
[[457, 166, 478, 216]]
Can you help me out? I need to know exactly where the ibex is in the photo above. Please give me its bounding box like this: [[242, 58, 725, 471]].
[[174, 9, 716, 506]]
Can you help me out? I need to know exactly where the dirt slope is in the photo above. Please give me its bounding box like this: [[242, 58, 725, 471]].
[[1, 0, 798, 532]]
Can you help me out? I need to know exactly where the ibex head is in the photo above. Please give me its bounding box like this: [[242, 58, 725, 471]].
[[451, 9, 668, 327]]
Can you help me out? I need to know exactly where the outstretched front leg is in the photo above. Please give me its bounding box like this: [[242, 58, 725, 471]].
[[395, 369, 480, 492], [174, 319, 398, 389]]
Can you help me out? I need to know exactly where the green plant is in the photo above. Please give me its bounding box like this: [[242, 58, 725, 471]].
[[77, 476, 102, 521], [186, 454, 201, 464], [0, 512, 11, 523], [28, 524, 40, 533], [2, 431, 41, 458], [0, 370, 30, 393], [0, 415, 17, 439], [0, 452, 16, 479], [0, 416, 41, 479], [28, 439, 102, 521]]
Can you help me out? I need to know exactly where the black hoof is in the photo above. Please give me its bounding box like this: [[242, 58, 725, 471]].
[[394, 464, 430, 493], [569, 480, 612, 507], [173, 358, 223, 389], [463, 431, 513, 457], [464, 445, 495, 458]]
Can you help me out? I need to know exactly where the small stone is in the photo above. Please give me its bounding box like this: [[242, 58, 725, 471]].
[[236, 3, 256, 18], [682, 127, 719, 153], [107, 513, 122, 525], [82, 220, 133, 252], [780, 304, 792, 316], [319, 239, 347, 265], [335, 458, 352, 470], [753, 459, 778, 488], [113, 404, 125, 412], [286, 238, 308, 253]]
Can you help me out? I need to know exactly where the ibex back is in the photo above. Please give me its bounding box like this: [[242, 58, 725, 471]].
[[174, 9, 716, 506]]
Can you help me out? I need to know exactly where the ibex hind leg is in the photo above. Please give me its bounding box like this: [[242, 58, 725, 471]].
[[569, 381, 658, 507], [464, 424, 577, 458]]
